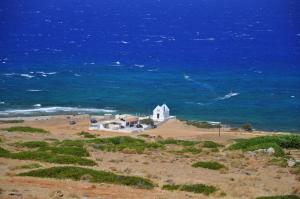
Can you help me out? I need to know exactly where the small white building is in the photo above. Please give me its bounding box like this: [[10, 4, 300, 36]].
[[89, 115, 143, 133], [152, 104, 170, 122]]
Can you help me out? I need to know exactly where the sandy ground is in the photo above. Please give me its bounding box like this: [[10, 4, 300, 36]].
[[0, 115, 299, 199]]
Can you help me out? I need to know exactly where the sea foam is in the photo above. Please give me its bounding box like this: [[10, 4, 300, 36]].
[[0, 106, 116, 116], [184, 74, 191, 80], [147, 68, 159, 72], [193, 37, 215, 41], [3, 73, 16, 76], [183, 74, 214, 92], [216, 92, 239, 100], [135, 64, 145, 68], [20, 74, 35, 78], [26, 89, 45, 92]]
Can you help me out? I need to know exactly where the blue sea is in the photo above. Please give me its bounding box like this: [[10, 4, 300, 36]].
[[0, 0, 300, 132]]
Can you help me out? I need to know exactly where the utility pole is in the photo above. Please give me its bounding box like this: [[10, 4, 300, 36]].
[[218, 122, 221, 137]]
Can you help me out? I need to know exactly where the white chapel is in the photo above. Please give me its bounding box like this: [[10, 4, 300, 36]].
[[152, 104, 170, 122]]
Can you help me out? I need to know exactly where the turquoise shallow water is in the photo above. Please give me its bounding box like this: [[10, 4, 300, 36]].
[[0, 65, 299, 132], [0, 0, 299, 132]]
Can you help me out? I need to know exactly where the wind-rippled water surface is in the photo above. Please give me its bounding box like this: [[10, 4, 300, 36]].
[[0, 0, 299, 132]]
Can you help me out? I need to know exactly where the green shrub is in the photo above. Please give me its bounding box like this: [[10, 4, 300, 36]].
[[192, 161, 226, 170], [162, 184, 217, 195], [228, 135, 300, 157], [269, 158, 288, 167], [186, 121, 221, 129], [2, 126, 49, 134], [181, 146, 202, 154], [88, 136, 163, 153], [43, 146, 89, 157], [19, 166, 155, 189], [276, 135, 300, 149], [256, 195, 300, 199], [158, 138, 199, 146], [0, 147, 10, 156], [54, 140, 85, 148], [180, 184, 217, 195], [0, 147, 95, 166], [241, 123, 253, 132], [20, 141, 49, 148], [229, 135, 300, 150], [140, 118, 154, 126], [13, 163, 42, 170], [246, 143, 285, 157], [79, 132, 96, 138], [8, 151, 96, 166], [0, 120, 24, 124], [162, 184, 181, 190], [202, 141, 223, 148], [19, 140, 89, 157]]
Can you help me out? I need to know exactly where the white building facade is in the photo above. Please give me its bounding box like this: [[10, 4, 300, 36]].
[[152, 104, 170, 122]]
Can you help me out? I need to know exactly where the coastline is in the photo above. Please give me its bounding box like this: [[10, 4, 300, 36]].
[[1, 105, 298, 133], [0, 114, 295, 141], [1, 114, 298, 134]]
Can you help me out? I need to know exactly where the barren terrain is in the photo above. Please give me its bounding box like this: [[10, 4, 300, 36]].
[[0, 115, 299, 199]]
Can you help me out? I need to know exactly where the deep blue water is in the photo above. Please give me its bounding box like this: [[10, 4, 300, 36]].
[[0, 0, 300, 132]]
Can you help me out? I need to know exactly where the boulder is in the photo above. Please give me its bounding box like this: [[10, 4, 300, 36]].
[[287, 159, 296, 167], [266, 147, 275, 155], [253, 147, 275, 155]]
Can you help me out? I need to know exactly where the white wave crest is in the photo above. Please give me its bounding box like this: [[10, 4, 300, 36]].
[[20, 74, 34, 78], [3, 73, 16, 76], [216, 92, 239, 100], [26, 89, 44, 92], [46, 72, 57, 75], [36, 71, 57, 76], [184, 74, 191, 81], [147, 68, 159, 72], [113, 61, 121, 65], [193, 37, 215, 41], [0, 106, 116, 116], [134, 64, 145, 68]]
